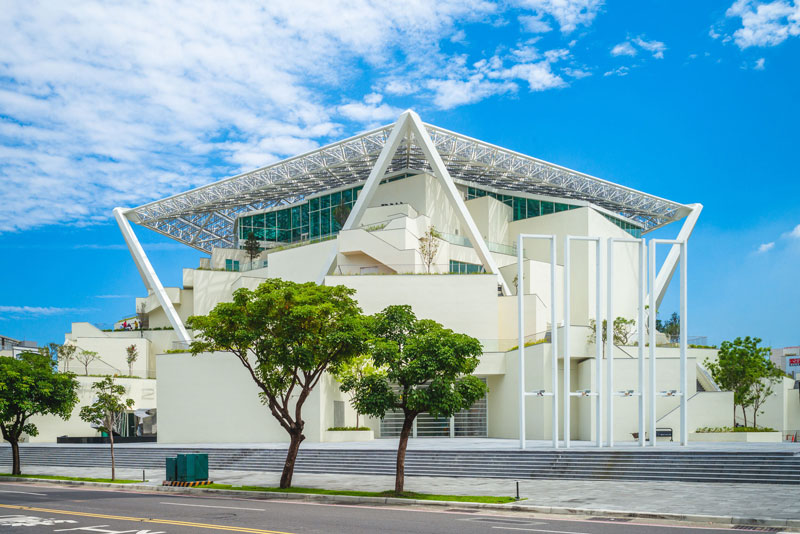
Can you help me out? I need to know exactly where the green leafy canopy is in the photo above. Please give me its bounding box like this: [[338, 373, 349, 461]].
[[78, 376, 135, 434], [341, 305, 487, 420], [0, 353, 79, 441]]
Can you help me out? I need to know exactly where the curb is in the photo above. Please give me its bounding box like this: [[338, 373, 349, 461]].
[[3, 476, 799, 530]]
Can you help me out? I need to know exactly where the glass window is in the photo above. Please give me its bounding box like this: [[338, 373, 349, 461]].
[[541, 201, 554, 215], [513, 197, 526, 221], [330, 191, 341, 206], [309, 197, 320, 211], [343, 189, 352, 203], [527, 198, 540, 218], [555, 203, 569, 212], [291, 206, 301, 228], [277, 229, 291, 242], [265, 211, 276, 228], [252, 213, 264, 227], [321, 194, 330, 209], [310, 212, 320, 238], [321, 210, 331, 235], [277, 209, 290, 230]]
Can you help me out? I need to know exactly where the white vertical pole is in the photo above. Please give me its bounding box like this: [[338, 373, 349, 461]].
[[638, 239, 646, 447], [606, 239, 614, 447], [596, 239, 603, 448], [551, 237, 559, 449], [564, 237, 571, 448], [649, 241, 657, 447], [680, 241, 688, 446], [518, 234, 526, 450]]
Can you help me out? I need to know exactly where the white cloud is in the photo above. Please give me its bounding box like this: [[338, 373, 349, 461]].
[[0, 1, 610, 233], [519, 14, 552, 33], [563, 67, 592, 78], [725, 0, 800, 48], [634, 37, 667, 58], [784, 223, 800, 238], [604, 66, 630, 77], [0, 305, 94, 316], [757, 241, 775, 253], [428, 76, 517, 109], [611, 42, 637, 57], [338, 94, 404, 124], [514, 0, 604, 33], [754, 57, 767, 68], [611, 37, 666, 59]]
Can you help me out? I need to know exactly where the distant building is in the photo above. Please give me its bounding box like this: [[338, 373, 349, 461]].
[[772, 346, 800, 376], [0, 334, 38, 357]]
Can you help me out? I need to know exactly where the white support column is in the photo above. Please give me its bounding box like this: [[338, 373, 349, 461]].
[[649, 240, 657, 447], [606, 238, 614, 447], [638, 238, 647, 447], [564, 236, 602, 449], [563, 236, 571, 448], [653, 204, 702, 307], [595, 239, 603, 449], [518, 233, 558, 449], [680, 240, 688, 446], [550, 236, 558, 449], [113, 207, 192, 346], [518, 234, 526, 450]]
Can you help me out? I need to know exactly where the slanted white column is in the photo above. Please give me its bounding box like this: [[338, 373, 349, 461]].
[[113, 208, 192, 346], [318, 110, 510, 295], [653, 204, 702, 307]]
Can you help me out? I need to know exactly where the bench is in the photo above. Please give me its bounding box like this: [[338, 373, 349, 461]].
[[630, 428, 674, 441]]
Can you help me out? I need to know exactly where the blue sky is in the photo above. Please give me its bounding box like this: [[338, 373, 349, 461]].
[[1, 0, 798, 348]]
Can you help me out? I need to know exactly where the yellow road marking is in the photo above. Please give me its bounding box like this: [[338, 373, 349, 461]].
[[0, 504, 295, 534]]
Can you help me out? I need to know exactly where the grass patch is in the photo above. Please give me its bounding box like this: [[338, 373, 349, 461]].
[[204, 484, 517, 504], [0, 473, 138, 484]]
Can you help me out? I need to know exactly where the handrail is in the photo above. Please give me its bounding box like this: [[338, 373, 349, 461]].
[[656, 391, 699, 423]]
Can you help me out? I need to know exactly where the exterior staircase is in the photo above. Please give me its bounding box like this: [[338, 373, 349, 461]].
[[2, 446, 800, 484]]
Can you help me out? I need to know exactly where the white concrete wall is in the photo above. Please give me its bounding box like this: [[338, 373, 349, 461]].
[[21, 376, 157, 443], [465, 196, 511, 245], [156, 352, 328, 443]]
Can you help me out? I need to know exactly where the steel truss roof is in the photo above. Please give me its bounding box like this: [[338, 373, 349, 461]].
[[127, 121, 691, 252]]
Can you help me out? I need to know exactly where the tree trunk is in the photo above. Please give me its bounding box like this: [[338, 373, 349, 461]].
[[280, 431, 304, 489], [752, 403, 758, 429], [395, 413, 415, 494], [10, 440, 21, 476], [109, 434, 116, 481], [742, 405, 748, 427]]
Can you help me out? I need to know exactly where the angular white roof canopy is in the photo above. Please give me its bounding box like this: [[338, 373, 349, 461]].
[[125, 113, 692, 253]]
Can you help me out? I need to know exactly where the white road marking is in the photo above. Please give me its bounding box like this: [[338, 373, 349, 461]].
[[159, 501, 265, 512], [0, 489, 48, 496], [492, 527, 589, 534]]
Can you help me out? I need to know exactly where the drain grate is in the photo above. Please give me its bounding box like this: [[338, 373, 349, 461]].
[[732, 527, 783, 532]]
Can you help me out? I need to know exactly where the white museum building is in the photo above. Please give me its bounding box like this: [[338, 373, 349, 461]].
[[41, 111, 799, 446]]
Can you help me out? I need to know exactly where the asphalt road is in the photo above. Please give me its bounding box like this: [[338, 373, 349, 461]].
[[0, 481, 753, 534]]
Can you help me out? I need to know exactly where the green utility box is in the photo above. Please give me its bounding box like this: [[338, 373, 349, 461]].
[[165, 457, 177, 481], [193, 453, 209, 481], [176, 454, 195, 482], [166, 454, 209, 483]]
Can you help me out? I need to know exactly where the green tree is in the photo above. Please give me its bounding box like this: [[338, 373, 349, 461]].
[[418, 226, 441, 273], [586, 317, 637, 353], [705, 336, 772, 426], [125, 345, 138, 376], [79, 376, 134, 481], [48, 342, 77, 372], [340, 305, 487, 493], [75, 349, 100, 376], [331, 353, 382, 428], [243, 231, 261, 263], [0, 353, 79, 475], [657, 312, 680, 343], [187, 279, 367, 488], [747, 357, 783, 428]]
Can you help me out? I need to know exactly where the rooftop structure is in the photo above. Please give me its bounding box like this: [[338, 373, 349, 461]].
[[126, 114, 692, 254]]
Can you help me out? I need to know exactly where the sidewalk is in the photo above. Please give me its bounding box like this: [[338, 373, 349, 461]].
[[5, 465, 800, 523]]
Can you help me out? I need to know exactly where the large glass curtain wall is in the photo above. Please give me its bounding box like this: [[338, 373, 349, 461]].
[[237, 185, 363, 244], [465, 186, 641, 237]]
